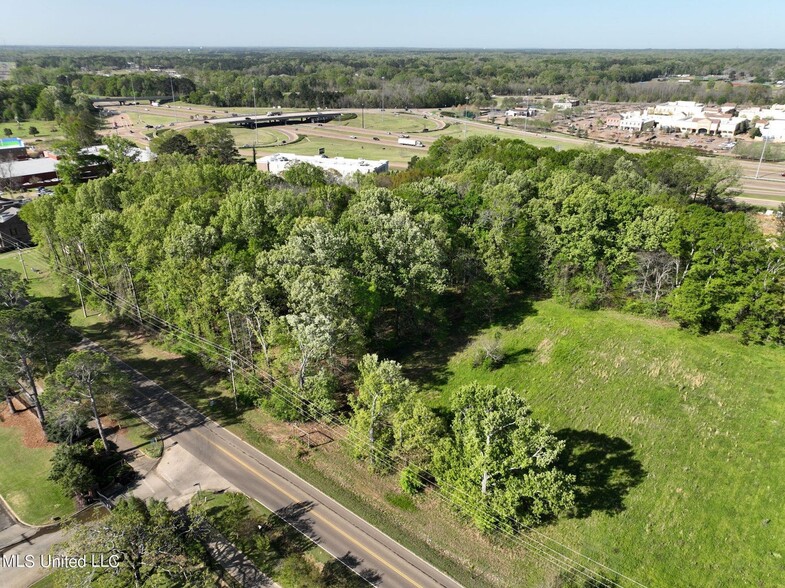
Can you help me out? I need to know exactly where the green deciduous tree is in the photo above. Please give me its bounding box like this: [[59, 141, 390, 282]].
[[48, 441, 97, 498], [58, 497, 209, 587], [434, 383, 575, 531], [348, 354, 414, 469], [0, 268, 27, 308], [0, 303, 67, 424], [151, 131, 198, 157], [46, 350, 128, 452]]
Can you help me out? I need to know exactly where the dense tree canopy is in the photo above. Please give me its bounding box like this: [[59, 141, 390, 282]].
[[17, 133, 785, 533], [434, 383, 575, 530]]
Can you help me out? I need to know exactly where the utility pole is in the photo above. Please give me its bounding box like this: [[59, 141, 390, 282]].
[[524, 88, 531, 134], [362, 103, 365, 129], [17, 249, 28, 280], [755, 135, 769, 179], [76, 278, 87, 318], [226, 310, 237, 353], [124, 262, 143, 326], [228, 354, 238, 411], [381, 76, 385, 124], [170, 75, 176, 104]]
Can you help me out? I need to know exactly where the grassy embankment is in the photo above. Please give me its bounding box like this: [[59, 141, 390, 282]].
[[6, 248, 785, 586], [419, 298, 785, 587]]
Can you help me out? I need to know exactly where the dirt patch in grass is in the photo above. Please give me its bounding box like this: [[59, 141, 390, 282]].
[[0, 403, 52, 449]]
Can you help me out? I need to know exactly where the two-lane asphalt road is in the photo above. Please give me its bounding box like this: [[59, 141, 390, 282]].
[[93, 342, 462, 588]]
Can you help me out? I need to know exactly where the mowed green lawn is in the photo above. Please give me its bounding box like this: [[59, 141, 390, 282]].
[[229, 127, 290, 147], [256, 135, 416, 165], [0, 419, 74, 525], [333, 112, 441, 133], [425, 299, 785, 587], [1, 120, 61, 141]]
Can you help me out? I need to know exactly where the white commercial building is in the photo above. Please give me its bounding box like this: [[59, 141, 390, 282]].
[[81, 145, 156, 163], [617, 111, 656, 132], [760, 120, 785, 142], [256, 153, 389, 177], [653, 101, 705, 117]]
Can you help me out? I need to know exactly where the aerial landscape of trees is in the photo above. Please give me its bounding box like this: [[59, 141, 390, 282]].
[[11, 130, 781, 543], [2, 48, 785, 121], [1, 44, 784, 586]]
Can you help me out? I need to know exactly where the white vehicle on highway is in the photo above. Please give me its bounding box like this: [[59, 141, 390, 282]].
[[398, 138, 424, 147]]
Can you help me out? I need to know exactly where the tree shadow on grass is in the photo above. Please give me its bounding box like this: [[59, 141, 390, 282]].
[[556, 429, 646, 519], [398, 291, 538, 388]]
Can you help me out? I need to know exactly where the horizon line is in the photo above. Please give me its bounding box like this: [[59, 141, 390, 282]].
[[0, 45, 781, 51]]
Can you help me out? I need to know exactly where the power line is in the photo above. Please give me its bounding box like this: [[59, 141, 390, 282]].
[[5, 237, 646, 587]]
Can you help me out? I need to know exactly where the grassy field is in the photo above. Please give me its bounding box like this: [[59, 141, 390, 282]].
[[229, 127, 291, 147], [414, 299, 785, 587], [0, 418, 74, 525], [128, 112, 184, 127], [1, 120, 61, 141], [333, 112, 442, 133], [256, 135, 416, 165]]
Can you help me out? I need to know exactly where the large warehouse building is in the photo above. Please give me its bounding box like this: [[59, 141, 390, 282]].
[[256, 153, 389, 178]]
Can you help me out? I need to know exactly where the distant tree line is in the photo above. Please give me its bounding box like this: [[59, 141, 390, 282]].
[[3, 49, 785, 114]]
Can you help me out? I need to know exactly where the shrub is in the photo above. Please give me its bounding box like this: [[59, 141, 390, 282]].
[[399, 465, 425, 495]]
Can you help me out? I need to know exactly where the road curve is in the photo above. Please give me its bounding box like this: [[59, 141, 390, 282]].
[[95, 343, 463, 588]]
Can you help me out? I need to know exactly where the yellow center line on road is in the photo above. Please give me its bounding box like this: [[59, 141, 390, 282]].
[[191, 428, 425, 588]]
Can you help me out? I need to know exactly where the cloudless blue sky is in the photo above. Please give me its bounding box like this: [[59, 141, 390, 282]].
[[2, 0, 784, 48]]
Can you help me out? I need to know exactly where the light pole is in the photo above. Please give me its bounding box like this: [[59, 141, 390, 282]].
[[464, 95, 469, 139], [252, 86, 258, 146], [756, 135, 769, 179], [362, 103, 365, 129], [524, 88, 531, 134], [382, 76, 384, 123]]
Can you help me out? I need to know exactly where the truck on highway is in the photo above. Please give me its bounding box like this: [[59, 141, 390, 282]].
[[398, 138, 424, 147]]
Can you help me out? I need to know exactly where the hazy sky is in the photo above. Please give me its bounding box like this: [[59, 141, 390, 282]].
[[2, 0, 784, 49]]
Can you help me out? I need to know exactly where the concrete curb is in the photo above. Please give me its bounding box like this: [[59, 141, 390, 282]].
[[0, 492, 60, 531]]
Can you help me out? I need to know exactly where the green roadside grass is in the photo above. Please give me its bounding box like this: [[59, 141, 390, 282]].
[[229, 127, 290, 147], [737, 192, 785, 203], [115, 413, 163, 458], [28, 571, 65, 587]]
